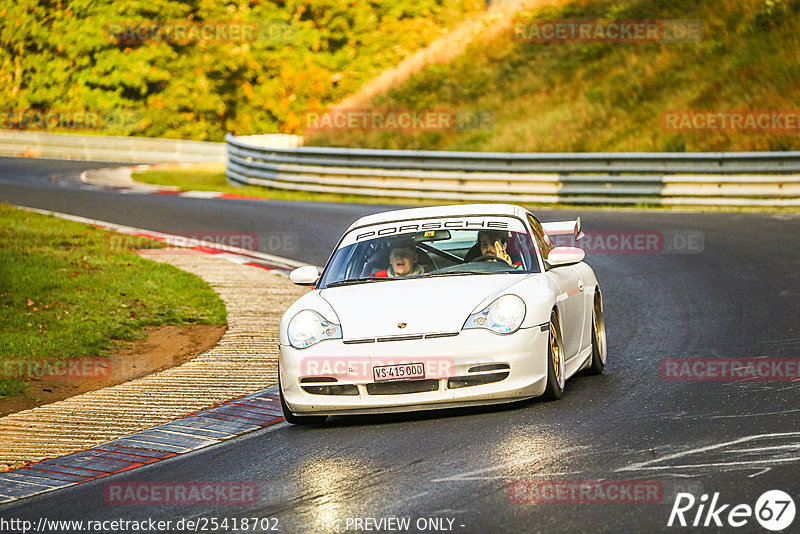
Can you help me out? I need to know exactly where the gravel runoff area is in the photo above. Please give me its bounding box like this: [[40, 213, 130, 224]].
[[0, 249, 309, 471]]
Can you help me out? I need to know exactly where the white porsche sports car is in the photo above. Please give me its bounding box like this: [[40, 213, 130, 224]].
[[278, 204, 606, 424]]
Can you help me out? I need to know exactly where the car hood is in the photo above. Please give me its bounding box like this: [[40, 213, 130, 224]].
[[320, 274, 526, 339]]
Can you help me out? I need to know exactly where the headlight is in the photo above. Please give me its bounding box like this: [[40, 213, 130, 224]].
[[463, 295, 526, 334], [288, 310, 342, 349]]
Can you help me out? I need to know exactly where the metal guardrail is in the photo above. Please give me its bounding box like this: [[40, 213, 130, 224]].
[[0, 131, 227, 163], [225, 134, 800, 206], [232, 134, 304, 150]]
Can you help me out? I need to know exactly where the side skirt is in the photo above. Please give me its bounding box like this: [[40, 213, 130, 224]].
[[567, 346, 593, 379]]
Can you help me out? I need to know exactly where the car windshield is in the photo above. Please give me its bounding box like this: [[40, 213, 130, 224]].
[[318, 216, 541, 288]]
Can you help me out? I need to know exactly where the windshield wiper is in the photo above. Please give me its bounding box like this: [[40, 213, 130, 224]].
[[325, 277, 394, 288], [419, 271, 487, 277], [420, 270, 517, 278]]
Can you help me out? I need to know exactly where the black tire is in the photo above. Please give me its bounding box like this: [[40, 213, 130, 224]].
[[541, 310, 565, 401], [279, 376, 327, 425], [586, 290, 607, 375]]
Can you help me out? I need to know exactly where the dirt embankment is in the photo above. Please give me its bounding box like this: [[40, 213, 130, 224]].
[[0, 324, 226, 417]]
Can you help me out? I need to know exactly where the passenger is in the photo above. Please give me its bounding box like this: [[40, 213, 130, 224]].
[[387, 244, 425, 277], [476, 229, 514, 266]]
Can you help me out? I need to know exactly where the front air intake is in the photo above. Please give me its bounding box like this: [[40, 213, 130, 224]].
[[448, 372, 509, 389], [301, 384, 359, 396], [467, 363, 511, 373], [366, 379, 439, 395]]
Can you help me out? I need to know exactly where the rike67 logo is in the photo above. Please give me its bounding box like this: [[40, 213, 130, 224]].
[[668, 490, 795, 531]]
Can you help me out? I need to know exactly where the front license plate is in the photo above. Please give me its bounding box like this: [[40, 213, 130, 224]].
[[373, 362, 425, 382]]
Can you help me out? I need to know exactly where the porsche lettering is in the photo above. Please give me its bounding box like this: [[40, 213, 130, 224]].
[[355, 220, 508, 241]]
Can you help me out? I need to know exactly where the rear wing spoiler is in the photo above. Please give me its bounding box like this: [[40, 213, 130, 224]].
[[542, 217, 585, 241]]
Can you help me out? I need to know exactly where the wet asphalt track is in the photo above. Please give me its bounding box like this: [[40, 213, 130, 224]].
[[1, 157, 799, 533]]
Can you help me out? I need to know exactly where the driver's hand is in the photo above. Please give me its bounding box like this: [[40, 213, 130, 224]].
[[494, 241, 513, 265]]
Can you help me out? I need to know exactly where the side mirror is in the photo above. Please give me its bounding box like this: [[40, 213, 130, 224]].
[[545, 247, 586, 268], [289, 265, 320, 286]]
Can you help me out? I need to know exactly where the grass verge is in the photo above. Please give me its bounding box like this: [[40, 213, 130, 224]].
[[132, 165, 800, 213], [132, 164, 427, 206], [0, 204, 226, 399]]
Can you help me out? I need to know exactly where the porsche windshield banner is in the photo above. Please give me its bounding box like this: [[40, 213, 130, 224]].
[[341, 217, 528, 247]]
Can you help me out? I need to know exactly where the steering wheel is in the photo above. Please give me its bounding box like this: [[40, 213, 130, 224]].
[[470, 254, 502, 262]]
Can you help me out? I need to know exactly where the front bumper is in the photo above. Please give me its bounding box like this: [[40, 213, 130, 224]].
[[279, 327, 549, 416]]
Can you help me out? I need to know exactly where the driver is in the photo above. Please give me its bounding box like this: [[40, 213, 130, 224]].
[[387, 243, 425, 277], [476, 230, 514, 266]]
